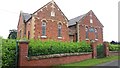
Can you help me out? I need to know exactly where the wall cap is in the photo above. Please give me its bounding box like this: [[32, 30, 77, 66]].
[[109, 51, 118, 53], [103, 41, 109, 43], [17, 40, 29, 43], [27, 52, 92, 60]]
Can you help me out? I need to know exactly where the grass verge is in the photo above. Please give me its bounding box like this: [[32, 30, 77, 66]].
[[53, 56, 118, 68]]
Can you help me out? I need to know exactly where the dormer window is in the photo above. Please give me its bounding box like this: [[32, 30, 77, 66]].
[[51, 11, 55, 17]]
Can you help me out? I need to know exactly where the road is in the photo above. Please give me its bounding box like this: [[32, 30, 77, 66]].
[[97, 60, 119, 66]]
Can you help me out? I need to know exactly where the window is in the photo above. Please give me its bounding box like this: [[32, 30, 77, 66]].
[[89, 27, 95, 32], [28, 31, 30, 39], [95, 28, 98, 39], [20, 30, 21, 38], [86, 26, 89, 39], [90, 19, 93, 23], [51, 11, 55, 17], [42, 21, 46, 36], [58, 23, 62, 37]]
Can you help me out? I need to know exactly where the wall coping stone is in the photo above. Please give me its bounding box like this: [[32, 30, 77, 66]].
[[27, 52, 92, 60], [17, 40, 29, 43], [109, 51, 119, 53]]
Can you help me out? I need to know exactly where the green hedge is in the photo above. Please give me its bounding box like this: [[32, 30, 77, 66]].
[[28, 40, 92, 56], [1, 39, 92, 67], [109, 44, 119, 51], [2, 39, 16, 68]]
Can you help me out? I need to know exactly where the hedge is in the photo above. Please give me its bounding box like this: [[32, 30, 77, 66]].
[[28, 39, 92, 56], [109, 44, 119, 51], [2, 39, 16, 68], [1, 39, 92, 67]]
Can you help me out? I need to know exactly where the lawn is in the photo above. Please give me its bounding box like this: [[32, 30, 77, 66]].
[[53, 56, 118, 68]]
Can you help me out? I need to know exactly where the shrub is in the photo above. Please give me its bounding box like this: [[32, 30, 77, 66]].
[[28, 40, 92, 56], [2, 39, 16, 68], [109, 44, 119, 51]]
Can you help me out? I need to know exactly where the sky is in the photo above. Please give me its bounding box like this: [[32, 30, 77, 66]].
[[0, 0, 119, 42]]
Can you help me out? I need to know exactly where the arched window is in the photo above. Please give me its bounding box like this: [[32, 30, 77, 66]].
[[86, 26, 89, 39], [95, 28, 98, 39], [58, 23, 62, 37], [28, 31, 30, 39], [20, 30, 21, 38], [89, 27, 95, 32], [42, 21, 46, 36]]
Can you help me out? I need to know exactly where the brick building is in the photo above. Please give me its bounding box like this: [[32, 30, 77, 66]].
[[17, 0, 69, 41], [17, 0, 103, 44], [68, 10, 104, 44]]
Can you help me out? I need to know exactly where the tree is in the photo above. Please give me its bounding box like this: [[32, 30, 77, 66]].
[[8, 29, 17, 39], [0, 36, 2, 39], [110, 40, 117, 44]]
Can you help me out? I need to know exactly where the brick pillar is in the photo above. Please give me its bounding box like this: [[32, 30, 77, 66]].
[[103, 42, 109, 57], [91, 42, 97, 58], [18, 40, 29, 66]]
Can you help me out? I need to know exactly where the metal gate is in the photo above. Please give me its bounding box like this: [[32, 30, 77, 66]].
[[15, 40, 19, 68], [97, 44, 105, 58]]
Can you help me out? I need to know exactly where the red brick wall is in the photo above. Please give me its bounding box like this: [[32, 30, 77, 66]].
[[17, 13, 25, 39], [18, 41, 29, 66], [109, 51, 118, 56], [18, 41, 92, 67], [25, 54, 92, 66], [33, 2, 69, 42], [26, 21, 31, 39]]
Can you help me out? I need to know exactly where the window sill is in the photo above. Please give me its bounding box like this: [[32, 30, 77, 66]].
[[41, 36, 47, 38], [86, 38, 89, 40], [58, 37, 62, 39], [95, 39, 98, 40]]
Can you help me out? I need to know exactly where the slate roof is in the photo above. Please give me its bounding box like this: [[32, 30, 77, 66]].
[[68, 14, 86, 26], [21, 12, 32, 23]]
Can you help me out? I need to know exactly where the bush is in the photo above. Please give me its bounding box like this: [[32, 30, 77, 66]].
[[28, 39, 92, 56], [109, 44, 119, 51], [2, 39, 16, 68]]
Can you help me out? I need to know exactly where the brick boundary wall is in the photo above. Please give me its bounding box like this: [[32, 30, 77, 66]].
[[109, 51, 118, 56], [103, 42, 109, 57], [18, 40, 109, 67]]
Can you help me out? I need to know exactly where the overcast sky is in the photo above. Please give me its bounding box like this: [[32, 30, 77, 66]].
[[0, 0, 119, 42]]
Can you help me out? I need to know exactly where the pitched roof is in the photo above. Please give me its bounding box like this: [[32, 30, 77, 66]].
[[21, 12, 32, 23], [68, 14, 86, 26]]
